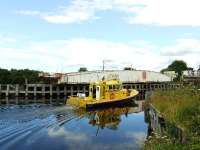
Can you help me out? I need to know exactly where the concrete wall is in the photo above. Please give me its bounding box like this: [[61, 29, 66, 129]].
[[59, 70, 171, 83]]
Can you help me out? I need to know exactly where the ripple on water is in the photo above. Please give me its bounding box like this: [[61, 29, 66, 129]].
[[0, 103, 148, 150]]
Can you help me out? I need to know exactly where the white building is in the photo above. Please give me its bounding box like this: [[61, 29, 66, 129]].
[[163, 71, 178, 81], [58, 70, 171, 84]]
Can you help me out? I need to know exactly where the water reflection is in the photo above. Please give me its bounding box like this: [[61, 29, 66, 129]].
[[0, 101, 147, 150], [144, 106, 186, 143], [73, 103, 142, 133]]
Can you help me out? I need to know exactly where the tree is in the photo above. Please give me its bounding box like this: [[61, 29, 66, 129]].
[[123, 67, 135, 71], [161, 60, 188, 81], [78, 67, 88, 72], [168, 60, 187, 74], [0, 68, 43, 84]]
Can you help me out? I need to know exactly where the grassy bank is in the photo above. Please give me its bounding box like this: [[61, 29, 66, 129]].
[[144, 87, 200, 150]]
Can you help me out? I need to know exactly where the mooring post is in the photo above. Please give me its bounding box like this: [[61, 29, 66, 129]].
[[25, 84, 28, 97], [42, 84, 46, 103], [15, 84, 19, 97], [83, 85, 86, 94], [34, 85, 37, 97], [42, 84, 45, 98], [50, 84, 53, 97], [6, 85, 9, 97]]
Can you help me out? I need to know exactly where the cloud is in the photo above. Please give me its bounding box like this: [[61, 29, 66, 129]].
[[0, 38, 163, 72], [0, 36, 200, 72], [160, 38, 200, 69], [129, 0, 200, 26], [15, 0, 145, 24], [127, 131, 146, 142], [0, 47, 63, 71], [48, 127, 88, 141], [126, 131, 147, 148], [0, 34, 17, 44], [16, 0, 200, 26], [45, 0, 114, 24], [17, 0, 113, 24], [161, 38, 200, 56], [47, 126, 145, 150], [16, 10, 41, 16]]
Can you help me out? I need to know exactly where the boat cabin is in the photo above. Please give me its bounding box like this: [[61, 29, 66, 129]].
[[88, 79, 124, 101]]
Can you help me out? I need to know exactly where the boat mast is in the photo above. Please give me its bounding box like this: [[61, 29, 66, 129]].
[[102, 59, 112, 71]]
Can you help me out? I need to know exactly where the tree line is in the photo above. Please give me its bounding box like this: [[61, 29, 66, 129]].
[[0, 68, 43, 84]]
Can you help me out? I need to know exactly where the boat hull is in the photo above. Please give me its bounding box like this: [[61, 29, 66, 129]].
[[86, 95, 136, 110], [67, 89, 139, 109]]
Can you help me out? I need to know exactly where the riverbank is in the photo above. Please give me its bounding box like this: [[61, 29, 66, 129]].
[[144, 87, 200, 150]]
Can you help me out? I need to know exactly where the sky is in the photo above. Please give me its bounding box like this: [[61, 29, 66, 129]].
[[1, 0, 200, 72]]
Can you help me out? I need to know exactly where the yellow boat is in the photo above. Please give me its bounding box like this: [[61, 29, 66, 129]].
[[66, 74, 138, 109]]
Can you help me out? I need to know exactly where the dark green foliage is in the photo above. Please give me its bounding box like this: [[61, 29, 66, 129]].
[[168, 60, 187, 76], [123, 67, 135, 70], [0, 68, 43, 84], [78, 67, 88, 72], [161, 60, 188, 81]]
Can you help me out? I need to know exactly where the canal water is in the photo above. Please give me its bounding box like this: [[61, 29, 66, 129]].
[[0, 101, 148, 150]]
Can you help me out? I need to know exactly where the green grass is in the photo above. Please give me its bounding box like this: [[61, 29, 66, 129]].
[[150, 88, 200, 132], [144, 87, 200, 150]]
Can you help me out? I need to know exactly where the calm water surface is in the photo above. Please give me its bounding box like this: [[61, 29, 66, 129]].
[[0, 101, 148, 150]]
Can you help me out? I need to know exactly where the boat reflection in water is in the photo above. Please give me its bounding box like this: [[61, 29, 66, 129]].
[[72, 101, 144, 135]]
